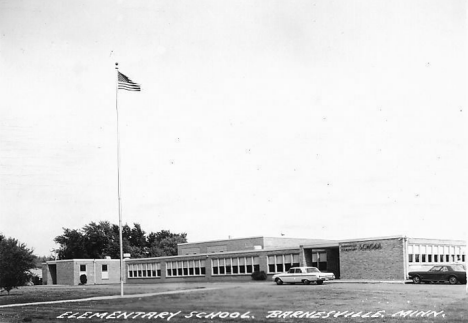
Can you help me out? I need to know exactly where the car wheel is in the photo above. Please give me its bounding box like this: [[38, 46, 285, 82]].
[[303, 279, 310, 285], [449, 276, 458, 285], [412, 276, 421, 284], [275, 278, 283, 285], [316, 280, 324, 285]]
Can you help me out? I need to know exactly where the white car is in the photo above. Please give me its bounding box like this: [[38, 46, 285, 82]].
[[272, 267, 335, 285]]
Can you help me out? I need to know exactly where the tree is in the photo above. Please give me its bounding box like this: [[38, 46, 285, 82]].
[[54, 222, 187, 259], [147, 230, 187, 257], [0, 234, 36, 294], [54, 228, 88, 259], [82, 221, 117, 259]]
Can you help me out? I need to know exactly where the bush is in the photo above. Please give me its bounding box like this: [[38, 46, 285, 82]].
[[79, 274, 87, 285], [251, 271, 267, 281]]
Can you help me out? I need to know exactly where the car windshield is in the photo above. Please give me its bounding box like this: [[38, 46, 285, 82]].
[[429, 266, 441, 272], [306, 268, 320, 273], [450, 265, 465, 271]]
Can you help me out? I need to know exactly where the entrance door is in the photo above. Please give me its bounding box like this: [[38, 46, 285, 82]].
[[48, 264, 57, 285], [312, 251, 327, 271]]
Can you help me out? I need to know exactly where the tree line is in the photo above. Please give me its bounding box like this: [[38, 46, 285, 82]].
[[54, 221, 187, 259], [0, 222, 188, 294]]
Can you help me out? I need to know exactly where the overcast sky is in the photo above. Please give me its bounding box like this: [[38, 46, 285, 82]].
[[1, 0, 466, 256]]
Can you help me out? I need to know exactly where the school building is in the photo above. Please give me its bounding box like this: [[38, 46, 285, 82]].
[[42, 235, 466, 285], [42, 258, 121, 285]]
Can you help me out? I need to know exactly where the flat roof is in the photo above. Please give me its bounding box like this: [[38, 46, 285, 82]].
[[178, 236, 264, 245], [178, 236, 330, 246], [45, 258, 120, 264]]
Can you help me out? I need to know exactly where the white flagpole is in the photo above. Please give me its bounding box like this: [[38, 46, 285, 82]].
[[115, 62, 124, 297]]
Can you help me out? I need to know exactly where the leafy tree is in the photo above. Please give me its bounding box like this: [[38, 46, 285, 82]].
[[54, 228, 88, 259], [0, 235, 36, 294], [147, 230, 188, 257], [54, 223, 187, 259], [82, 221, 117, 259]]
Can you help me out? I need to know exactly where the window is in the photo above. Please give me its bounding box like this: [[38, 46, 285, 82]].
[[267, 253, 300, 273], [239, 257, 246, 273], [409, 243, 467, 264], [166, 260, 205, 277], [101, 264, 109, 280], [246, 257, 253, 273], [127, 263, 161, 278], [211, 256, 260, 275], [80, 265, 86, 272], [275, 255, 283, 272]]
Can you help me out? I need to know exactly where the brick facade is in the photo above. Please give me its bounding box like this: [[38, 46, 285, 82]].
[[339, 238, 405, 280], [178, 236, 330, 255], [43, 259, 121, 285]]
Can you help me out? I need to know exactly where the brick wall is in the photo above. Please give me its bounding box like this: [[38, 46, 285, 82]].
[[57, 261, 75, 285], [93, 260, 121, 284], [339, 238, 405, 280], [264, 237, 333, 249], [178, 237, 265, 255]]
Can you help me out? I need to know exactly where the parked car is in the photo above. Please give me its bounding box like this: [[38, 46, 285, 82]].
[[272, 267, 335, 285], [408, 265, 466, 285]]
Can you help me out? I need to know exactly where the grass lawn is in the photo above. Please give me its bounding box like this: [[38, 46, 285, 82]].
[[0, 282, 466, 322]]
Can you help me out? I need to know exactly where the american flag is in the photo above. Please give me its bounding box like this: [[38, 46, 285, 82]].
[[118, 71, 141, 91]]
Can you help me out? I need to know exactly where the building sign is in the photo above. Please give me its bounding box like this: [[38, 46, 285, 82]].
[[341, 242, 383, 252]]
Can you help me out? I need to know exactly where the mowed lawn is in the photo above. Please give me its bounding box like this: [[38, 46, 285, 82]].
[[0, 282, 466, 322]]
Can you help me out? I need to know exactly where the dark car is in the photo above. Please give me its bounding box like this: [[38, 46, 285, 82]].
[[408, 265, 466, 285]]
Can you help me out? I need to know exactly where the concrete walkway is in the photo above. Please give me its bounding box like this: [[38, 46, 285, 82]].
[[328, 279, 410, 284]]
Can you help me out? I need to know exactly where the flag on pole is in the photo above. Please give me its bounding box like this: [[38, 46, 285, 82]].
[[118, 71, 141, 91]]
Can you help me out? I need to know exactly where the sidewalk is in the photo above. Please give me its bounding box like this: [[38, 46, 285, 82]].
[[327, 279, 410, 284]]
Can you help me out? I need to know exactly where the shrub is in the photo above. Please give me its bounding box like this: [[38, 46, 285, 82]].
[[251, 271, 267, 281], [79, 274, 87, 285]]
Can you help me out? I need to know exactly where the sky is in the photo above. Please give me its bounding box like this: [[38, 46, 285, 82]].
[[0, 0, 467, 257]]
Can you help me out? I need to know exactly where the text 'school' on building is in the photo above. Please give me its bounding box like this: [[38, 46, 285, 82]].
[[43, 236, 466, 285]]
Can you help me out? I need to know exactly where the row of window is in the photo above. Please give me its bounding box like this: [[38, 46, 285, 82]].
[[127, 253, 303, 278], [267, 254, 300, 273], [212, 257, 260, 275], [128, 263, 161, 278], [166, 260, 206, 277], [408, 244, 466, 263]]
